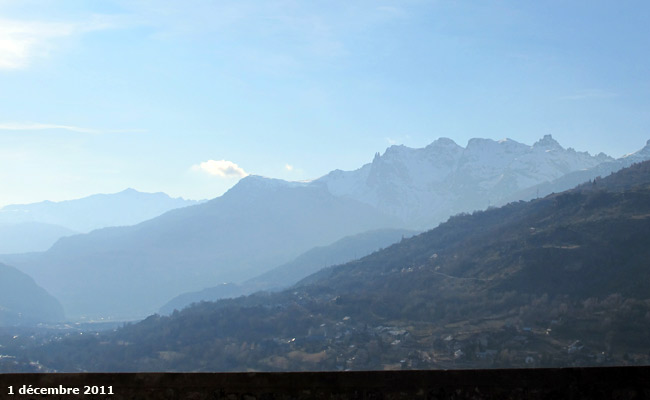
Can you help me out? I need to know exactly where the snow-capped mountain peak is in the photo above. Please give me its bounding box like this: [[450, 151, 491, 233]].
[[622, 139, 650, 162], [317, 135, 615, 229], [532, 134, 563, 151]]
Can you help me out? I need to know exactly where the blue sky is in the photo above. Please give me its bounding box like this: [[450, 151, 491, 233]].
[[0, 0, 649, 206]]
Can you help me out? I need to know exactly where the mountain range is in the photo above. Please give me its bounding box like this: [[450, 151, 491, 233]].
[[0, 222, 77, 255], [2, 181, 398, 319], [501, 139, 650, 205], [317, 135, 613, 228], [157, 135, 649, 315], [19, 157, 650, 371], [2, 135, 649, 321], [0, 189, 199, 254]]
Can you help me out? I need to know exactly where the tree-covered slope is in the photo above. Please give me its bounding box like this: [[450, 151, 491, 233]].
[[22, 161, 650, 371]]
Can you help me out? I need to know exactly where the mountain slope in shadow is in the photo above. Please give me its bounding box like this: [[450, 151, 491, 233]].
[[159, 228, 417, 314], [28, 162, 650, 371], [3, 178, 399, 319], [0, 263, 64, 325]]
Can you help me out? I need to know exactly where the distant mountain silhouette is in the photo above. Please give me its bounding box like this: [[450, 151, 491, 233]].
[[0, 189, 199, 254], [2, 180, 399, 319], [3, 136, 648, 322], [0, 222, 77, 254]]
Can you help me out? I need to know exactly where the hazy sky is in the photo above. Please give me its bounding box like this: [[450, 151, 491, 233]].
[[1, 1, 649, 206]]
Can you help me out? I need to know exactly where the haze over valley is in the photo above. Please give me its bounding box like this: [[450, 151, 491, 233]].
[[3, 151, 650, 372], [1, 1, 649, 373], [2, 135, 647, 321]]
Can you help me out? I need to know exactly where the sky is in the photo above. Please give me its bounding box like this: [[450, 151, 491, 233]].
[[0, 0, 649, 206]]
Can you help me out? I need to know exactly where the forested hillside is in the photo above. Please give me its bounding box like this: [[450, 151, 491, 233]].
[[13, 161, 650, 372]]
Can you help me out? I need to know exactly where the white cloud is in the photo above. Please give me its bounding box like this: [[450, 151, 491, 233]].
[[0, 122, 146, 134], [192, 160, 249, 178], [0, 16, 115, 69], [285, 163, 294, 171]]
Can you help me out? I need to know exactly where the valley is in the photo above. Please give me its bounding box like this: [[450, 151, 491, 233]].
[[1, 158, 649, 372]]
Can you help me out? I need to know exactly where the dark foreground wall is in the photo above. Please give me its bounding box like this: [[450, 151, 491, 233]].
[[1, 367, 648, 400]]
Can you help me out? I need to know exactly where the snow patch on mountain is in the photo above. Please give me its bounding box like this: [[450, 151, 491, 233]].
[[501, 138, 650, 204], [621, 139, 650, 164], [317, 135, 614, 229]]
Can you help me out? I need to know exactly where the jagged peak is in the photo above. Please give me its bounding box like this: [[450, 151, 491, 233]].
[[595, 152, 613, 162], [465, 137, 527, 151], [424, 137, 462, 151], [383, 144, 410, 154], [533, 134, 563, 150], [431, 137, 459, 146], [466, 137, 496, 147], [374, 144, 417, 163], [379, 139, 462, 160]]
